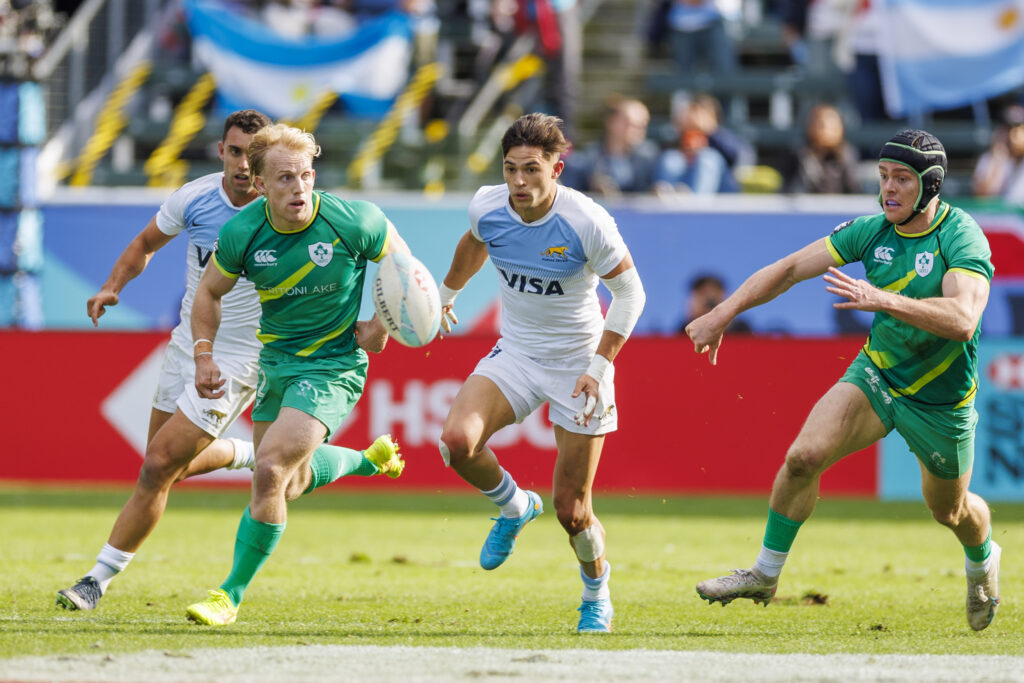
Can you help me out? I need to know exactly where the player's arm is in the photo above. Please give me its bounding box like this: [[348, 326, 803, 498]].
[[573, 253, 646, 426], [87, 217, 175, 326], [359, 220, 410, 353], [686, 237, 835, 365], [437, 230, 490, 334], [191, 264, 237, 399], [825, 267, 989, 341], [374, 219, 412, 258]]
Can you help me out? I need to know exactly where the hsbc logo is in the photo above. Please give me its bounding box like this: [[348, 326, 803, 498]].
[[254, 250, 277, 265], [367, 379, 555, 449], [988, 354, 1024, 390]]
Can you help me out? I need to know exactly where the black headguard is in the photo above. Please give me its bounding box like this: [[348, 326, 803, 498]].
[[878, 129, 946, 225]]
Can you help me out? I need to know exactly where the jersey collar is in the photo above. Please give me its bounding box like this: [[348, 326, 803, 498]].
[[895, 201, 949, 238], [266, 192, 321, 234]]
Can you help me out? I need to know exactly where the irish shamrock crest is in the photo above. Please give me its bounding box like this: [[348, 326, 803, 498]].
[[915, 251, 934, 277], [308, 242, 333, 267]]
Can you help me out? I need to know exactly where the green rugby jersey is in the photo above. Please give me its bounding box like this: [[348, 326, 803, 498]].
[[212, 191, 389, 359], [825, 202, 993, 408]]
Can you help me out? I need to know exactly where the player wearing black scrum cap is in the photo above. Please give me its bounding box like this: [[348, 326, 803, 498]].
[[687, 129, 1001, 631]]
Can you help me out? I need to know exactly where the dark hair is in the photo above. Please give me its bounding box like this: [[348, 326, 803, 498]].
[[690, 273, 725, 292], [501, 113, 569, 159], [223, 109, 271, 140]]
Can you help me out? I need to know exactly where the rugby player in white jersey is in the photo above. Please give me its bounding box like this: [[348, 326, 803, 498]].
[[437, 113, 646, 633], [56, 111, 402, 613]]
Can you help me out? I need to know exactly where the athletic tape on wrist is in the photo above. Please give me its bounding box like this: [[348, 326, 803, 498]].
[[438, 284, 461, 308], [586, 354, 610, 383]]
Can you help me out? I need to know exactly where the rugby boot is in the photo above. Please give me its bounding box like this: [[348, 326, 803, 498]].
[[696, 567, 778, 606]]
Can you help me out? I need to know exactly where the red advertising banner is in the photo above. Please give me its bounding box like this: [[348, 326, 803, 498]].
[[0, 331, 876, 495]]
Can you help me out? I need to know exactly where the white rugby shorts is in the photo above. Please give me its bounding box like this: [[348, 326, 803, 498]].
[[152, 340, 259, 438], [471, 340, 618, 435]]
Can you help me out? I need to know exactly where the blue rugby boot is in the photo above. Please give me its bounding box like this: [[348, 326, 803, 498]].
[[479, 490, 542, 570], [577, 598, 614, 633]]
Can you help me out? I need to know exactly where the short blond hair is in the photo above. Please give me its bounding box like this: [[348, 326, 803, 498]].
[[248, 124, 321, 178]]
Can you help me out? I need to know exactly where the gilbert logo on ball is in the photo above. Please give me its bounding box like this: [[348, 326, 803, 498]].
[[372, 252, 441, 347]]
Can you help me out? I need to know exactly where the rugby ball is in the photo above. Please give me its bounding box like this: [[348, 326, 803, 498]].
[[372, 252, 441, 347]]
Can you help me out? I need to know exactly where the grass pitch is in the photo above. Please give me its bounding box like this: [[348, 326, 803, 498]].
[[2, 485, 1022, 660]]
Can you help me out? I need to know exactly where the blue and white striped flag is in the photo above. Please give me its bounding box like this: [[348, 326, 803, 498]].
[[184, 0, 413, 119], [876, 0, 1024, 117]]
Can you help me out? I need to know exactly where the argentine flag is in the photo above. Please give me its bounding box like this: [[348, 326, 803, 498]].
[[877, 0, 1024, 117], [184, 0, 413, 119]]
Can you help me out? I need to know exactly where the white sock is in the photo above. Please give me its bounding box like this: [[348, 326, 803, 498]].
[[965, 541, 999, 578], [87, 544, 135, 594], [481, 468, 529, 518], [227, 438, 255, 470], [581, 562, 611, 602], [753, 545, 788, 579]]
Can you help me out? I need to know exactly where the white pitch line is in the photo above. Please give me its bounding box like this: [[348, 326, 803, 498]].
[[3, 646, 1024, 683]]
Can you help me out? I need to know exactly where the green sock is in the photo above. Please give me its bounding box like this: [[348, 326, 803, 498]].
[[763, 507, 803, 553], [304, 444, 378, 494], [220, 507, 285, 607], [964, 531, 992, 563]]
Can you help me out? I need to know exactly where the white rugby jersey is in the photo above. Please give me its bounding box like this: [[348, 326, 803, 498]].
[[469, 183, 627, 359], [155, 172, 261, 355]]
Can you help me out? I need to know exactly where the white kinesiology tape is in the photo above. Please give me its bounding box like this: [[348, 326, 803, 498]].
[[438, 284, 461, 333], [572, 525, 605, 563], [602, 267, 645, 338], [438, 439, 451, 467]]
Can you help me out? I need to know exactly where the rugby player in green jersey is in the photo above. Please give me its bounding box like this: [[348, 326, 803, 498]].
[[183, 124, 407, 625], [686, 130, 1000, 631]]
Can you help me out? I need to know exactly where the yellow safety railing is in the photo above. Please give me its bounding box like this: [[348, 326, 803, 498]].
[[67, 61, 152, 186], [144, 72, 216, 187], [347, 62, 443, 187]]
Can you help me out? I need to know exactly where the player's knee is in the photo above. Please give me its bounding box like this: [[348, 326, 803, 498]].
[[138, 448, 184, 490], [783, 442, 828, 480], [437, 429, 473, 466], [928, 500, 966, 529], [554, 496, 590, 535], [252, 457, 289, 493]]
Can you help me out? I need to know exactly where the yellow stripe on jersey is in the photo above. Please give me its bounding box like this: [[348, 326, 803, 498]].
[[954, 379, 978, 408], [258, 237, 341, 303], [256, 331, 282, 344], [296, 310, 358, 357], [371, 229, 391, 263], [212, 253, 240, 280], [824, 236, 846, 266], [882, 268, 917, 293], [948, 267, 989, 282], [863, 339, 896, 369], [888, 344, 964, 397]]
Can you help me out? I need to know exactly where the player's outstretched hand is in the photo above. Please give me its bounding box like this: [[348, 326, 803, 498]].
[[87, 290, 119, 327], [195, 356, 226, 399], [824, 266, 887, 312], [685, 312, 725, 366], [439, 304, 458, 337], [571, 374, 599, 427], [356, 315, 389, 353]]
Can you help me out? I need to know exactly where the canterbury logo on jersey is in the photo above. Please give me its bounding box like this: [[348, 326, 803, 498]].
[[254, 250, 278, 265], [498, 268, 565, 295]]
